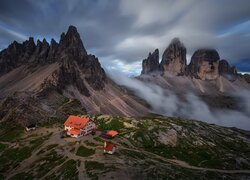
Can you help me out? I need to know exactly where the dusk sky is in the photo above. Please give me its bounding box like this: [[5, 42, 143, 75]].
[[0, 0, 250, 75]]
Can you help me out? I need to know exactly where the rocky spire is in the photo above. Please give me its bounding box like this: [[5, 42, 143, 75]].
[[22, 37, 36, 54], [218, 59, 237, 81], [59, 25, 87, 55], [188, 49, 220, 80], [141, 49, 159, 75], [159, 38, 187, 76]]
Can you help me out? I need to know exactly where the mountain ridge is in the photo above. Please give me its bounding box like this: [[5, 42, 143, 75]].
[[141, 38, 248, 84], [0, 26, 150, 125]]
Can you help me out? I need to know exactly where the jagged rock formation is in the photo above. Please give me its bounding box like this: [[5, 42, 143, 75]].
[[0, 25, 106, 94], [160, 38, 187, 76], [240, 73, 250, 83], [141, 49, 159, 74], [218, 60, 237, 81], [188, 49, 220, 80], [0, 25, 149, 117]]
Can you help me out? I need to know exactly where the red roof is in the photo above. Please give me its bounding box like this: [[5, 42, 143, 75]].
[[64, 115, 89, 129], [104, 143, 116, 151], [68, 128, 81, 135], [106, 130, 118, 137]]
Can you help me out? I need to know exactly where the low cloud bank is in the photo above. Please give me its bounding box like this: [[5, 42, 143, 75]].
[[107, 70, 250, 130]]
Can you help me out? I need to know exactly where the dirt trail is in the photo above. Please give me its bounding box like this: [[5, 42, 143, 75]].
[[78, 161, 89, 180]]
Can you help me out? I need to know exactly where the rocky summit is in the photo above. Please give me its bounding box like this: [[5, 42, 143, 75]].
[[140, 38, 250, 85], [219, 59, 238, 81], [160, 38, 187, 76], [141, 49, 159, 74], [188, 49, 220, 80], [0, 25, 106, 94]]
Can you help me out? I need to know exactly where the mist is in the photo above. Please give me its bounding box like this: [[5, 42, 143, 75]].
[[107, 70, 250, 130]]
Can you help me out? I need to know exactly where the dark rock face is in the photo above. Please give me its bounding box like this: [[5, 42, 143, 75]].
[[57, 64, 90, 96], [0, 25, 106, 94], [141, 49, 159, 74], [188, 49, 220, 80], [218, 60, 237, 81], [83, 55, 106, 90], [239, 74, 250, 83], [160, 38, 187, 76], [59, 25, 87, 58]]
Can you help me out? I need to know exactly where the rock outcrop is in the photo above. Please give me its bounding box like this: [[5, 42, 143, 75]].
[[141, 49, 159, 74], [188, 49, 220, 80], [218, 60, 237, 81], [160, 38, 187, 76], [0, 25, 106, 94], [240, 73, 250, 83]]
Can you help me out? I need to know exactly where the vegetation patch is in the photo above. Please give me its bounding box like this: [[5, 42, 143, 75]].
[[84, 140, 98, 147], [0, 133, 52, 173], [46, 144, 58, 151], [76, 145, 95, 157], [121, 149, 146, 159], [85, 161, 105, 171], [0, 126, 24, 142], [10, 172, 33, 180], [98, 118, 124, 131], [28, 150, 66, 178], [0, 143, 7, 152], [93, 137, 104, 142], [85, 161, 116, 180], [46, 159, 78, 180], [0, 146, 31, 172]]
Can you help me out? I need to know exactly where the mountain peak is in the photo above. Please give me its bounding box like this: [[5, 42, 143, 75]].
[[160, 38, 187, 76], [141, 48, 159, 75], [59, 25, 87, 55], [67, 25, 78, 35]]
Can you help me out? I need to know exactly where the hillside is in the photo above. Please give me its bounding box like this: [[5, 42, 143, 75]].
[[0, 114, 249, 180], [0, 26, 149, 122]]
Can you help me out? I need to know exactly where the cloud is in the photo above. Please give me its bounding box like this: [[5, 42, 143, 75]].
[[107, 70, 250, 130], [0, 0, 250, 74]]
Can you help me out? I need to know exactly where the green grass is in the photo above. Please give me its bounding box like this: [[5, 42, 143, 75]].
[[97, 118, 124, 131], [9, 172, 33, 180], [29, 133, 52, 148], [85, 161, 105, 171], [84, 140, 98, 147], [76, 145, 95, 157], [0, 146, 31, 172], [0, 133, 52, 173], [57, 159, 78, 180], [0, 143, 7, 152], [28, 150, 66, 178], [93, 137, 104, 142], [85, 161, 116, 180], [121, 149, 146, 159], [46, 144, 58, 151], [0, 126, 24, 142]]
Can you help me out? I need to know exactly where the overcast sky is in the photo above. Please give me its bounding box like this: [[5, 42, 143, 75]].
[[0, 0, 250, 75]]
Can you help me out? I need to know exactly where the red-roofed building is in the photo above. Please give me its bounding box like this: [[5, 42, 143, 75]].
[[103, 141, 116, 154], [64, 115, 96, 138], [101, 130, 118, 139]]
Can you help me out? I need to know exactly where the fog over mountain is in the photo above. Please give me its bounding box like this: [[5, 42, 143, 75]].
[[107, 69, 250, 130]]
